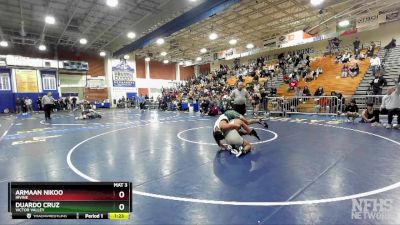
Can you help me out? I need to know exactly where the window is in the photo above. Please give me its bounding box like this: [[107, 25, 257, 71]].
[[0, 73, 11, 91], [42, 75, 56, 90]]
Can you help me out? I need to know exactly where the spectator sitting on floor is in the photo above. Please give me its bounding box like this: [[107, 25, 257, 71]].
[[349, 63, 360, 77], [341, 64, 349, 78], [345, 99, 359, 122], [361, 103, 381, 126], [287, 78, 298, 92], [341, 51, 351, 63], [314, 86, 324, 96], [384, 38, 396, 50], [302, 86, 311, 96], [380, 82, 400, 129], [316, 66, 323, 77], [305, 71, 314, 82], [208, 102, 219, 116]]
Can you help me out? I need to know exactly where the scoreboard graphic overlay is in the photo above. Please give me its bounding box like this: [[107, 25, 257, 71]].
[[8, 182, 132, 220]]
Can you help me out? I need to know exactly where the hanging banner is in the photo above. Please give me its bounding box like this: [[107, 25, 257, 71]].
[[379, 9, 399, 23], [40, 70, 57, 91], [112, 59, 136, 88], [15, 69, 38, 93], [336, 21, 357, 36], [356, 13, 379, 29], [276, 30, 304, 48]]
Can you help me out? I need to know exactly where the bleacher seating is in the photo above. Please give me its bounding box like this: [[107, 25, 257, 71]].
[[277, 56, 371, 97]]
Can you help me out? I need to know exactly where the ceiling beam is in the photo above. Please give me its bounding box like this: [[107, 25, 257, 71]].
[[56, 0, 81, 45], [98, 0, 173, 51], [113, 0, 242, 57]]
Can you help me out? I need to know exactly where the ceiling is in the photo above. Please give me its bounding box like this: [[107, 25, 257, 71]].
[[0, 0, 399, 61], [0, 0, 204, 53], [135, 0, 400, 63]]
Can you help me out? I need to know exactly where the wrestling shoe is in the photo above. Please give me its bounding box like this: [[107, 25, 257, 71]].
[[258, 119, 269, 128], [249, 129, 260, 140], [235, 147, 244, 158], [230, 148, 240, 156], [393, 124, 400, 129]]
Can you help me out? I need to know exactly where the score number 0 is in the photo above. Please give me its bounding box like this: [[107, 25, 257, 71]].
[[118, 191, 126, 211]]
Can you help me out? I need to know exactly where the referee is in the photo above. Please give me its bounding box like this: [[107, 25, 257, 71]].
[[42, 92, 55, 121], [230, 82, 250, 115]]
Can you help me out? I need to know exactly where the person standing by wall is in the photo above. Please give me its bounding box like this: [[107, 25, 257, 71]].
[[230, 82, 250, 115], [25, 97, 33, 113], [42, 92, 55, 121]]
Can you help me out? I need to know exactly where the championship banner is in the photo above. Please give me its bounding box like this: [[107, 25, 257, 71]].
[[379, 10, 399, 23], [15, 69, 38, 93], [112, 59, 136, 88], [356, 13, 379, 31]]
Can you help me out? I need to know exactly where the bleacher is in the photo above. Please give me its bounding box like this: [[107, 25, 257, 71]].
[[352, 46, 400, 110], [277, 56, 371, 97]]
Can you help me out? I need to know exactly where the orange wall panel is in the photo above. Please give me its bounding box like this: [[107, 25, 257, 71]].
[[180, 65, 195, 80], [136, 57, 146, 78], [199, 63, 210, 74], [149, 61, 176, 80]]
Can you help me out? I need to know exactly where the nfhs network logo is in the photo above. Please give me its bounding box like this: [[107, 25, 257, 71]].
[[352, 198, 393, 220]]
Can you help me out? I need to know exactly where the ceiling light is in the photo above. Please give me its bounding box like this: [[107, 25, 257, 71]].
[[200, 48, 207, 53], [38, 44, 47, 51], [156, 38, 165, 45], [209, 32, 218, 40], [0, 41, 8, 47], [338, 20, 350, 27], [196, 57, 202, 61], [106, 0, 118, 7], [124, 54, 130, 60], [45, 16, 55, 25], [99, 51, 106, 57], [160, 51, 167, 56], [229, 39, 237, 45], [310, 0, 324, 6], [246, 43, 254, 49], [79, 38, 87, 45], [127, 32, 136, 39], [163, 59, 169, 64], [145, 57, 151, 62]]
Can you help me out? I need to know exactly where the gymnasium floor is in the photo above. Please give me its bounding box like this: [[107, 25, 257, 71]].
[[0, 109, 400, 225]]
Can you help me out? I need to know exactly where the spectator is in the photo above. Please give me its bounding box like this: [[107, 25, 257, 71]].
[[370, 54, 381, 76], [72, 97, 77, 110], [353, 37, 361, 57], [37, 97, 42, 111], [302, 86, 311, 96], [341, 52, 351, 63], [361, 103, 381, 126], [384, 38, 396, 50], [15, 98, 23, 114], [349, 63, 360, 77], [230, 82, 250, 115], [367, 41, 376, 57], [369, 72, 387, 95], [380, 83, 400, 129], [341, 64, 349, 78], [252, 89, 261, 116], [345, 99, 359, 122], [25, 97, 33, 112], [287, 78, 298, 92], [314, 86, 324, 96]]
